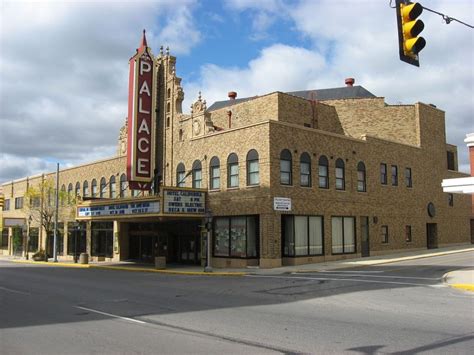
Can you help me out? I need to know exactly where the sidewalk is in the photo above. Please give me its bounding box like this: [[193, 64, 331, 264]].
[[4, 244, 474, 281], [444, 269, 474, 292]]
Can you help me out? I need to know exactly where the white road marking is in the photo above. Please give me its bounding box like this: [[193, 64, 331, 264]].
[[317, 270, 384, 273], [299, 272, 440, 280], [0, 286, 30, 295], [247, 274, 446, 288], [75, 306, 146, 324]]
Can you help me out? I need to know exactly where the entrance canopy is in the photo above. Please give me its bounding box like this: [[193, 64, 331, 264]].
[[76, 187, 206, 221]]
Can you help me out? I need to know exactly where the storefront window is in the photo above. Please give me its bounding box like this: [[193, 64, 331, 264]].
[[91, 222, 113, 258], [67, 222, 87, 256], [213, 216, 259, 258], [1, 229, 8, 249], [331, 216, 355, 254], [282, 215, 323, 257]]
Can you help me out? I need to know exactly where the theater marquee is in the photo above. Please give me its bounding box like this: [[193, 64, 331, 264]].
[[127, 30, 156, 191]]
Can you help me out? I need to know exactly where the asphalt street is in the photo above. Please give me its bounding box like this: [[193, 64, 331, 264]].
[[0, 252, 473, 354]]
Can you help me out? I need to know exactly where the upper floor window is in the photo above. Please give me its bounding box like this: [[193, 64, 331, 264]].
[[67, 183, 73, 203], [280, 149, 292, 185], [75, 182, 81, 197], [176, 163, 186, 187], [391, 165, 398, 186], [300, 152, 311, 187], [83, 181, 89, 197], [15, 197, 23, 209], [247, 149, 259, 186], [60, 185, 66, 206], [335, 159, 345, 190], [109, 176, 116, 198], [209, 156, 220, 190], [120, 174, 127, 197], [227, 153, 239, 188], [405, 168, 412, 187], [380, 163, 387, 185], [447, 151, 455, 170], [448, 193, 454, 207], [91, 179, 98, 197], [3, 199, 10, 211], [318, 155, 329, 189], [357, 161, 366, 192], [192, 160, 202, 188], [99, 177, 106, 198]]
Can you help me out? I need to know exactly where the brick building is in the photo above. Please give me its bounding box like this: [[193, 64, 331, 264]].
[[0, 33, 471, 268]]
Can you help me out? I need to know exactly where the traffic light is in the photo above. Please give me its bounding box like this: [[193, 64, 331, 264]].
[[396, 0, 426, 66]]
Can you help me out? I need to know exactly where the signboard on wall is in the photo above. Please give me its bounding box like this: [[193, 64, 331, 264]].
[[126, 30, 156, 190], [163, 189, 205, 214], [273, 197, 291, 211], [77, 201, 160, 218]]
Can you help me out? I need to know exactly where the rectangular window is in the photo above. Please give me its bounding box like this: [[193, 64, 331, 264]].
[[405, 225, 412, 243], [447, 151, 455, 170], [335, 167, 345, 190], [282, 215, 323, 257], [1, 229, 9, 248], [280, 160, 292, 185], [28, 227, 39, 252], [210, 166, 220, 189], [192, 169, 202, 188], [91, 222, 114, 257], [229, 163, 239, 187], [318, 165, 328, 188], [357, 170, 366, 192], [213, 216, 258, 258], [300, 162, 311, 187], [448, 193, 454, 207], [15, 197, 24, 209], [4, 199, 10, 211], [248, 160, 259, 185], [331, 216, 356, 254], [380, 163, 387, 185], [405, 168, 412, 187], [177, 172, 186, 188], [391, 165, 398, 186], [30, 197, 40, 208], [381, 225, 389, 244], [67, 222, 87, 256]]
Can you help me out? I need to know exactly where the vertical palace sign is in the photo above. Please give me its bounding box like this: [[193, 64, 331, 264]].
[[127, 30, 156, 191]]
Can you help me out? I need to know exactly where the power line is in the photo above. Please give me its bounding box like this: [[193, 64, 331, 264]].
[[390, 0, 474, 29]]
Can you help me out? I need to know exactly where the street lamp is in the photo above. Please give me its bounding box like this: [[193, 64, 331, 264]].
[[204, 209, 213, 272]]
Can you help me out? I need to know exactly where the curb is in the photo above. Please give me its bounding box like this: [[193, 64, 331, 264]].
[[10, 259, 246, 276], [450, 284, 474, 292]]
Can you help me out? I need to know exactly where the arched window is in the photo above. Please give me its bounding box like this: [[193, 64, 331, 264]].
[[68, 183, 73, 203], [227, 153, 239, 188], [280, 149, 292, 185], [120, 174, 127, 198], [318, 156, 329, 189], [83, 180, 89, 197], [109, 176, 116, 198], [300, 152, 311, 187], [176, 163, 186, 187], [357, 162, 366, 192], [192, 160, 202, 188], [75, 182, 81, 197], [335, 159, 345, 190], [91, 179, 97, 197], [209, 156, 220, 190], [60, 184, 66, 206], [246, 149, 259, 186], [167, 88, 171, 98], [99, 177, 106, 198], [167, 102, 170, 113]]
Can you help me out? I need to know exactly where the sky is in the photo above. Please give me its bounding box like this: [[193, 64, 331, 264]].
[[0, 0, 473, 183]]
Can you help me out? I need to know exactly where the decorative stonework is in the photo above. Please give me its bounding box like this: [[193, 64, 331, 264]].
[[117, 119, 128, 156]]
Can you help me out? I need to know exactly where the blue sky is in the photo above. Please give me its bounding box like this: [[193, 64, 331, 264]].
[[0, 0, 473, 182]]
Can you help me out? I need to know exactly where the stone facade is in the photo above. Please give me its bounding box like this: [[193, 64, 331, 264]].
[[0, 44, 471, 267]]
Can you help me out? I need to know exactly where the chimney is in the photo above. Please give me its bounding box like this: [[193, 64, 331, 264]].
[[228, 91, 237, 100], [345, 78, 355, 87]]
